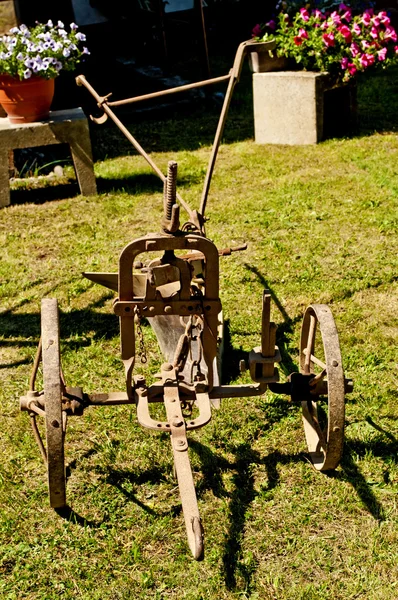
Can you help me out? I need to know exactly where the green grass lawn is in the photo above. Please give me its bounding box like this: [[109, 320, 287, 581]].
[[0, 65, 397, 599]]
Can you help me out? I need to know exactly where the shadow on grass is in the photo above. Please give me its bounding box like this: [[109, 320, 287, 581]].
[[10, 182, 80, 206], [0, 293, 117, 350], [190, 440, 305, 591], [96, 170, 204, 196], [221, 319, 247, 384]]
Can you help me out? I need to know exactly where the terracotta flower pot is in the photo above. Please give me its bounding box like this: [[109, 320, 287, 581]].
[[0, 75, 55, 124]]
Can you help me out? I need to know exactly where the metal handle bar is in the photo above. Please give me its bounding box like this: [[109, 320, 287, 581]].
[[76, 39, 275, 224]]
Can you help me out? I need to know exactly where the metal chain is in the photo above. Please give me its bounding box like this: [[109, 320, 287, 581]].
[[134, 307, 147, 364]]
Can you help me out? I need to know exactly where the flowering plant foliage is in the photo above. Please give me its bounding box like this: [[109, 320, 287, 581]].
[[253, 4, 398, 82], [0, 21, 89, 81]]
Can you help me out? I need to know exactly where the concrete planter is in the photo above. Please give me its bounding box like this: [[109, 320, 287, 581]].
[[253, 71, 357, 145], [248, 48, 289, 73]]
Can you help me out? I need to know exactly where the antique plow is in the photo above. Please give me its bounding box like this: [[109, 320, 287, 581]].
[[20, 41, 353, 560]]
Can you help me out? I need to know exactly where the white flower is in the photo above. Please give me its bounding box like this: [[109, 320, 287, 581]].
[[23, 68, 32, 79], [57, 21, 64, 28]]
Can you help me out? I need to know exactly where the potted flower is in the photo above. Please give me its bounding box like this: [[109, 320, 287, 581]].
[[251, 4, 398, 83], [0, 21, 89, 123]]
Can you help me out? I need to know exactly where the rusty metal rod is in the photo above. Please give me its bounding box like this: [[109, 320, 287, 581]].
[[76, 75, 195, 221], [30, 414, 47, 464], [29, 337, 42, 392], [107, 74, 230, 107], [86, 382, 266, 406], [199, 65, 238, 216]]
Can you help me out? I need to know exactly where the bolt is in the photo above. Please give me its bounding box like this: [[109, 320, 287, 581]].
[[164, 305, 172, 314], [51, 420, 60, 428], [239, 359, 246, 373], [177, 440, 185, 447], [148, 306, 155, 314], [332, 360, 339, 367], [333, 426, 340, 432], [172, 419, 183, 427], [162, 363, 173, 371]]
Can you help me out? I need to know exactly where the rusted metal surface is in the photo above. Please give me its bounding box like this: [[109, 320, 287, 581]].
[[41, 299, 66, 509], [20, 39, 354, 560], [300, 304, 346, 471]]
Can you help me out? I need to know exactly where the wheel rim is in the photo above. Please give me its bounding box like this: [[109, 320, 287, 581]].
[[41, 298, 66, 508], [299, 304, 345, 471]]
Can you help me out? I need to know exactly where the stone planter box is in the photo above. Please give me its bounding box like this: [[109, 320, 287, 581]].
[[253, 71, 357, 145]]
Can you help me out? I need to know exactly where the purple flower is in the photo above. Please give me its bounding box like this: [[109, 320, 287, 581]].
[[70, 23, 78, 30], [23, 68, 32, 79], [63, 48, 70, 57], [10, 27, 19, 34], [82, 47, 90, 55], [252, 24, 262, 37], [16, 52, 24, 60], [76, 32, 86, 42], [341, 57, 349, 69], [265, 20, 276, 30]]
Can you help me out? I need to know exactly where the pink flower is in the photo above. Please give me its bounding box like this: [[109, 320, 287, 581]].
[[350, 42, 360, 57], [300, 8, 310, 22], [298, 28, 308, 40], [361, 39, 371, 49], [359, 53, 375, 68], [395, 45, 398, 54], [293, 36, 303, 46], [377, 47, 387, 61], [370, 26, 379, 39], [352, 23, 361, 35], [339, 25, 352, 43], [313, 9, 324, 20], [341, 57, 349, 69], [371, 16, 380, 27], [331, 11, 341, 25], [252, 24, 262, 37], [341, 9, 352, 23], [384, 25, 398, 42], [362, 12, 372, 26], [339, 3, 349, 10], [378, 11, 390, 26], [348, 63, 357, 75], [323, 32, 335, 47]]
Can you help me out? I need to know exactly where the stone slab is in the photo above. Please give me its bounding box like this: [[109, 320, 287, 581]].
[[0, 107, 97, 207]]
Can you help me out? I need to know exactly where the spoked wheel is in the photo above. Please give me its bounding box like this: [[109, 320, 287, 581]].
[[41, 298, 67, 508], [299, 304, 345, 471]]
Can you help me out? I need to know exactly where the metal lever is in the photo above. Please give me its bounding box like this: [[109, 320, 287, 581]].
[[161, 363, 204, 560]]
